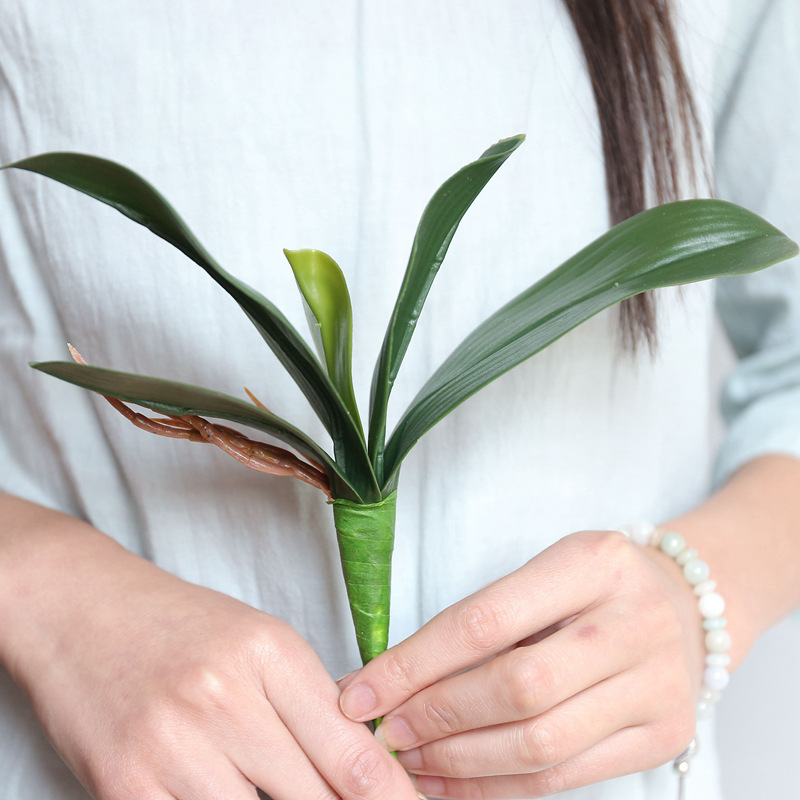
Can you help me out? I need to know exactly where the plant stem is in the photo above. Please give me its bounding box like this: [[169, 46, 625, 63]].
[[332, 491, 397, 666]]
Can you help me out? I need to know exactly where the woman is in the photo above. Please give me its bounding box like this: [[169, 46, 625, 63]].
[[0, 1, 798, 798]]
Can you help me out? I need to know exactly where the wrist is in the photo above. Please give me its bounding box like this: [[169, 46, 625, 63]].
[[0, 495, 127, 691], [659, 511, 759, 670], [663, 455, 800, 667]]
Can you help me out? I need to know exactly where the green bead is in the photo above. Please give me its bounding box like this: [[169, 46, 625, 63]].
[[702, 617, 728, 630], [660, 531, 685, 558], [683, 558, 710, 585]]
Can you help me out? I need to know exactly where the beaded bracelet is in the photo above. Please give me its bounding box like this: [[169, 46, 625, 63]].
[[619, 521, 731, 721]]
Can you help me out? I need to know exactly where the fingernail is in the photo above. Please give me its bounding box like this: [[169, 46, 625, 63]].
[[339, 682, 377, 721], [373, 722, 389, 750], [416, 777, 446, 797], [375, 716, 417, 750], [397, 747, 423, 771], [407, 775, 428, 799]]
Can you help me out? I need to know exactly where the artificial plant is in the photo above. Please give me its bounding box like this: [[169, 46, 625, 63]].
[[4, 135, 797, 669]]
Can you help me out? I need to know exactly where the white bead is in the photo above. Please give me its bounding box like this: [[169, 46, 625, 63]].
[[705, 629, 732, 653], [660, 531, 686, 558], [698, 591, 726, 618], [706, 653, 732, 668], [649, 528, 665, 547], [693, 579, 717, 596], [704, 666, 730, 691], [700, 686, 722, 703], [676, 548, 699, 566], [683, 559, 711, 585], [628, 521, 656, 546], [696, 699, 716, 720]]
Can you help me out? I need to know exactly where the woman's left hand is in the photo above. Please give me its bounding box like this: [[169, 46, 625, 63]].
[[338, 530, 705, 798]]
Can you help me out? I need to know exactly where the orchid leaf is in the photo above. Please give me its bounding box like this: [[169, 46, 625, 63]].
[[382, 199, 799, 486], [368, 134, 525, 482], [284, 249, 362, 434], [4, 154, 379, 501], [30, 360, 361, 502]]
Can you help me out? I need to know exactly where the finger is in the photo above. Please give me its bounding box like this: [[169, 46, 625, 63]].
[[376, 602, 645, 751], [163, 755, 260, 800], [262, 622, 420, 800], [125, 637, 343, 800], [340, 532, 634, 722], [395, 665, 672, 779], [227, 702, 342, 800], [413, 721, 695, 799], [147, 696, 337, 800]]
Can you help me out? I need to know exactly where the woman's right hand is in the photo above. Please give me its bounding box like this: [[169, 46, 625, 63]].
[[0, 494, 417, 800]]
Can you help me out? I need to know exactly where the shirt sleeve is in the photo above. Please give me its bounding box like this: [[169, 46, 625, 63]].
[[711, 0, 800, 487]]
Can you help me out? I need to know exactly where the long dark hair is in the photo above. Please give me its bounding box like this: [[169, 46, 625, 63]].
[[563, 0, 704, 349]]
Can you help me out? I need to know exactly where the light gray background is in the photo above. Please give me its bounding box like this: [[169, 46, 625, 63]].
[[718, 618, 800, 798]]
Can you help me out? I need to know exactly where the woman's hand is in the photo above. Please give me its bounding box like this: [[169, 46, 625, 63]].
[[0, 495, 418, 800], [338, 530, 704, 798]]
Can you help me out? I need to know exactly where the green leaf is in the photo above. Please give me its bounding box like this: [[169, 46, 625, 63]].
[[284, 249, 362, 435], [367, 135, 525, 482], [382, 199, 799, 485], [31, 360, 361, 502], [4, 153, 379, 501]]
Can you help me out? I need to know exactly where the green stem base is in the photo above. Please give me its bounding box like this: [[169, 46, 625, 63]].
[[332, 491, 397, 666]]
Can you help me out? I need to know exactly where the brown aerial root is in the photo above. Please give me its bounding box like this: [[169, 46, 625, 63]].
[[67, 344, 333, 500], [244, 385, 327, 474]]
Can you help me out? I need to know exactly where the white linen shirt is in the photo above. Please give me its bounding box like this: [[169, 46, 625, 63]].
[[0, 2, 797, 798]]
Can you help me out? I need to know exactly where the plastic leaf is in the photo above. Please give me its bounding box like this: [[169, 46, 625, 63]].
[[4, 154, 379, 501], [381, 199, 799, 485], [31, 360, 361, 502], [284, 249, 362, 434], [367, 135, 525, 482]]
